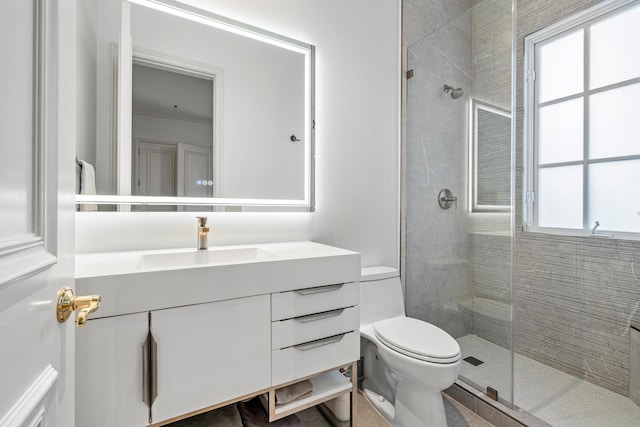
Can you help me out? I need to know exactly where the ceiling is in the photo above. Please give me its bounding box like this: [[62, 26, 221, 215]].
[[132, 63, 213, 123]]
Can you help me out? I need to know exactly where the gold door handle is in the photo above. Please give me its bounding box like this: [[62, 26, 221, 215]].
[[56, 287, 101, 327]]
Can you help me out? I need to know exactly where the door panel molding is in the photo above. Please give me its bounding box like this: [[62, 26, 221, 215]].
[[0, 365, 58, 427], [0, 247, 56, 290], [0, 0, 57, 292]]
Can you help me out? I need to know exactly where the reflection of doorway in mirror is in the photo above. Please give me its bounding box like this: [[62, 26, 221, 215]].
[[133, 139, 177, 212], [135, 140, 177, 197], [178, 143, 214, 212], [178, 143, 213, 198], [131, 54, 220, 204], [133, 139, 214, 212]]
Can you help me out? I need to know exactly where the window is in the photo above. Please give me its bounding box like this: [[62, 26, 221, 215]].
[[523, 0, 640, 237]]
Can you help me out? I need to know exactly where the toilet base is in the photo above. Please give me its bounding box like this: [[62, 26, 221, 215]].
[[363, 384, 448, 427], [362, 388, 395, 424], [394, 380, 447, 427]]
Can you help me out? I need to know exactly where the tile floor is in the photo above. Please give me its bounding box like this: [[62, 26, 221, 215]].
[[458, 334, 640, 427], [167, 389, 495, 426]]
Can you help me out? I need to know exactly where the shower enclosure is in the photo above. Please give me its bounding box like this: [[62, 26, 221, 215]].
[[403, 0, 640, 425]]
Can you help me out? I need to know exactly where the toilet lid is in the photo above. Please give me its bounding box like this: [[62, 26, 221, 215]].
[[373, 317, 461, 364]]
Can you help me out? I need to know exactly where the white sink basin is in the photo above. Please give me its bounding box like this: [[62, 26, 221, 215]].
[[138, 247, 278, 270], [76, 242, 361, 319]]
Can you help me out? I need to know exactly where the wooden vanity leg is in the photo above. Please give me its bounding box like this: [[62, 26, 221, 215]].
[[269, 388, 276, 421]]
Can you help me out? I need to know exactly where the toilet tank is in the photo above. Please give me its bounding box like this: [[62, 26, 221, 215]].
[[360, 266, 405, 327]]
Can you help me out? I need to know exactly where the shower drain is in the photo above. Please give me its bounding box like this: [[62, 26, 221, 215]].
[[463, 356, 484, 366]]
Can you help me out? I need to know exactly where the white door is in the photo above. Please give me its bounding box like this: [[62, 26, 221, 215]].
[[0, 1, 79, 426], [134, 140, 178, 197], [133, 139, 178, 212], [177, 143, 214, 198]]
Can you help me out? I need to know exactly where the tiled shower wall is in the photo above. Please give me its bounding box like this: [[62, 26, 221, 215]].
[[403, 0, 474, 339], [514, 0, 640, 397], [467, 0, 512, 350], [515, 234, 640, 396]]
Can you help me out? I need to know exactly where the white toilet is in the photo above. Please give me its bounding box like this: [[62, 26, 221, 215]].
[[359, 266, 461, 427]]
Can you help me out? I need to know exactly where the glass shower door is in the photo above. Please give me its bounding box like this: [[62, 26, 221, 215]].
[[403, 0, 515, 409]]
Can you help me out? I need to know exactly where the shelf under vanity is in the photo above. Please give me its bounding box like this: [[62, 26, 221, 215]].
[[260, 364, 357, 423]]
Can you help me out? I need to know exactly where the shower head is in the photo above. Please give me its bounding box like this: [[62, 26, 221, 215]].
[[443, 84, 464, 99]]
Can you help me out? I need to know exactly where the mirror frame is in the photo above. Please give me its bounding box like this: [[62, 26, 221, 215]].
[[76, 0, 315, 212], [469, 98, 511, 213]]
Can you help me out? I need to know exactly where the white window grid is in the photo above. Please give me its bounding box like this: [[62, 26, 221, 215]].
[[523, 0, 640, 239]]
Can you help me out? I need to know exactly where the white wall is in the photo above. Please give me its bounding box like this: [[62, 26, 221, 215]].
[[76, 0, 98, 164], [76, 0, 400, 269], [76, 0, 121, 194], [132, 113, 213, 148]]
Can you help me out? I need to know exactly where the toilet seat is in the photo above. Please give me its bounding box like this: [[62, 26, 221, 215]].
[[373, 317, 461, 364]]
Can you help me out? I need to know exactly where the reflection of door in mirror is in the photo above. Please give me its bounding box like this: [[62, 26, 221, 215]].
[[135, 140, 177, 198], [133, 139, 213, 212], [133, 139, 177, 212], [131, 59, 217, 209], [177, 143, 213, 197], [178, 143, 214, 212]]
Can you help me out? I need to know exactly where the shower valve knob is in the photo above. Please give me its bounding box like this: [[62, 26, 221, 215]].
[[438, 189, 457, 210]]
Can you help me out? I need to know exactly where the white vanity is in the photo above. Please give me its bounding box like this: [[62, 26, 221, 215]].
[[75, 241, 360, 426]]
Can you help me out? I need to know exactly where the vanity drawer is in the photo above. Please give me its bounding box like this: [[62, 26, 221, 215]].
[[271, 331, 360, 386], [271, 282, 359, 321], [272, 305, 360, 350]]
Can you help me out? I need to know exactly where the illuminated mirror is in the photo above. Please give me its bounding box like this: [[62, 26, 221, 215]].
[[75, 0, 315, 211], [470, 99, 510, 212]]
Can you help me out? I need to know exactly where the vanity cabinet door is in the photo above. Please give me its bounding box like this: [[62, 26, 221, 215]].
[[76, 312, 150, 427], [151, 295, 271, 424]]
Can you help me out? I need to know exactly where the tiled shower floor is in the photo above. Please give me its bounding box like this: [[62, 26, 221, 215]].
[[457, 335, 640, 426]]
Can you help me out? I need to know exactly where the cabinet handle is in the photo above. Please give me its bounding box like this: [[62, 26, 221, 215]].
[[294, 308, 345, 323], [142, 331, 158, 410], [294, 284, 343, 295], [293, 333, 346, 351]]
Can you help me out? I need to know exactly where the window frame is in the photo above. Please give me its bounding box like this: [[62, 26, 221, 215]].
[[523, 0, 640, 239]]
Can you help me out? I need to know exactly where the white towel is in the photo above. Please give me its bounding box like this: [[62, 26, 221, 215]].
[[78, 159, 98, 212], [75, 161, 82, 194]]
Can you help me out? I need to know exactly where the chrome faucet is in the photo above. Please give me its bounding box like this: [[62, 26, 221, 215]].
[[196, 217, 210, 250]]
